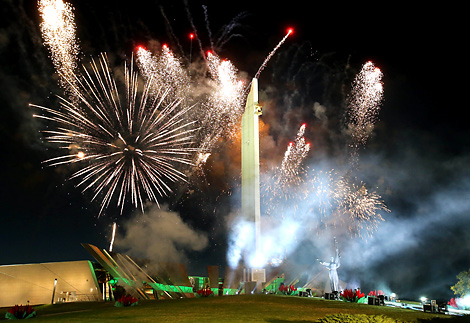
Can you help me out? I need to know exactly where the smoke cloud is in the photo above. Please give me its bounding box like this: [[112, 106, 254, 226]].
[[338, 150, 470, 299], [221, 36, 470, 301], [115, 204, 209, 264]]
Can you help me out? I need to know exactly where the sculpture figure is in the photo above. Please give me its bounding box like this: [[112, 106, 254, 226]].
[[318, 238, 341, 292]]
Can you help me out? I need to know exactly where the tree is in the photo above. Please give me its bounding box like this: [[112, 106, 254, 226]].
[[451, 269, 470, 297]]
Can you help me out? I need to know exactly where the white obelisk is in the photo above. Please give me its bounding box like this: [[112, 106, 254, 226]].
[[241, 78, 262, 259]]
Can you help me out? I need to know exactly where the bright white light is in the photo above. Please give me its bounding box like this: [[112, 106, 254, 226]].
[[109, 222, 116, 252], [460, 294, 470, 307], [38, 0, 79, 92], [420, 296, 427, 303], [227, 219, 254, 268]]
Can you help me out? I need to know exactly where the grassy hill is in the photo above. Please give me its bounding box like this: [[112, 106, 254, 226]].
[[1, 295, 468, 322]]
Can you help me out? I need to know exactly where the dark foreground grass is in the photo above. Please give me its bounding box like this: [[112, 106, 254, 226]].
[[0, 295, 467, 322]]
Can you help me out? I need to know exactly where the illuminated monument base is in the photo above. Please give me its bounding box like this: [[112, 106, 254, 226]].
[[243, 268, 266, 294]]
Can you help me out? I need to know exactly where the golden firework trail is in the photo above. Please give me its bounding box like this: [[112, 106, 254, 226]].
[[38, 0, 80, 96]]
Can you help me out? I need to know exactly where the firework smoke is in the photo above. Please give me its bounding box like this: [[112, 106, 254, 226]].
[[307, 169, 338, 218], [234, 165, 389, 269], [116, 204, 208, 264]]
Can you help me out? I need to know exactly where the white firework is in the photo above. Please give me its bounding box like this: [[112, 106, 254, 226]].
[[277, 123, 310, 187], [347, 61, 384, 147], [31, 53, 197, 215], [38, 0, 80, 95]]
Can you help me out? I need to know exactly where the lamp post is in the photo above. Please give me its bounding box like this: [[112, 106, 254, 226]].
[[51, 278, 58, 304]]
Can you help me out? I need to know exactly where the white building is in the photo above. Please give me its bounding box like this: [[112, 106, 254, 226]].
[[0, 260, 101, 307]]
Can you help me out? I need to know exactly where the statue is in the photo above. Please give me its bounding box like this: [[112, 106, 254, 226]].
[[317, 237, 341, 292]]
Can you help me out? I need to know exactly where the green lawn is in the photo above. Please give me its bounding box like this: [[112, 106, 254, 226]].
[[1, 295, 467, 322]]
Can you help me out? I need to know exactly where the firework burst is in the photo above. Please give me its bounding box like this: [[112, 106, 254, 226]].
[[263, 123, 310, 217], [334, 179, 389, 236], [38, 0, 80, 95], [137, 47, 245, 171], [196, 52, 245, 156], [302, 170, 388, 237], [347, 61, 384, 148], [31, 53, 197, 215], [277, 123, 310, 187], [136, 45, 191, 105]]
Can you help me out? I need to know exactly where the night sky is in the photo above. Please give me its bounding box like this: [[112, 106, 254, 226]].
[[1, 0, 468, 301]]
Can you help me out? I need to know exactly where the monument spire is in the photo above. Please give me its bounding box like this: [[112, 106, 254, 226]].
[[241, 78, 262, 259]]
